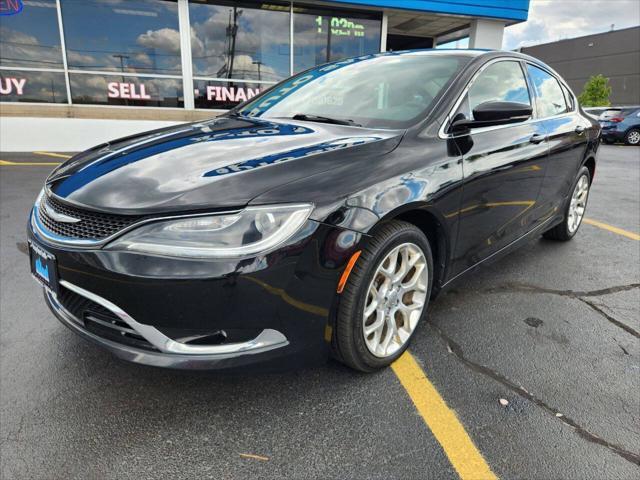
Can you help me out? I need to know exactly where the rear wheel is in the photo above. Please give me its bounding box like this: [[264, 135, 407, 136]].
[[625, 129, 640, 146], [543, 166, 591, 241], [334, 221, 433, 372]]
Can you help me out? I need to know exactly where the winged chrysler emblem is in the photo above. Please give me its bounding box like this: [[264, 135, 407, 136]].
[[42, 201, 81, 224]]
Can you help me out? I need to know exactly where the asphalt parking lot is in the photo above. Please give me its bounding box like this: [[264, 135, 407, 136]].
[[1, 145, 639, 479]]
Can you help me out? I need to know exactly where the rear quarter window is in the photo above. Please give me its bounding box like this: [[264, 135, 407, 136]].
[[526, 64, 568, 118]]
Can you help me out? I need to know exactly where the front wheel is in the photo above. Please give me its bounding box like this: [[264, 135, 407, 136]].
[[333, 221, 433, 372], [543, 166, 591, 241], [625, 129, 640, 146]]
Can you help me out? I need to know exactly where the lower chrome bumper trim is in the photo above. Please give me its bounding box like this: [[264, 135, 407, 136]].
[[47, 280, 289, 359]]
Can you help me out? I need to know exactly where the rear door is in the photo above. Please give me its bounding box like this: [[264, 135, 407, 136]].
[[526, 64, 590, 217], [449, 59, 549, 276]]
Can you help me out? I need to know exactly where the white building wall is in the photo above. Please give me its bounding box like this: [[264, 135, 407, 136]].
[[0, 117, 183, 152]]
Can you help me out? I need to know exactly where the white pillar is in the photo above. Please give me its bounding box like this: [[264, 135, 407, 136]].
[[178, 0, 195, 109], [380, 12, 388, 52], [468, 19, 505, 50]]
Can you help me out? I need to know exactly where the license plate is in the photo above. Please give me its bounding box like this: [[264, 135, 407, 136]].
[[29, 241, 59, 295]]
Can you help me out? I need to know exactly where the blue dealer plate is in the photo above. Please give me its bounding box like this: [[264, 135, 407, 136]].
[[29, 241, 59, 295]]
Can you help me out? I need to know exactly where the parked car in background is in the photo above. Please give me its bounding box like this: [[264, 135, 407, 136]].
[[598, 108, 623, 121], [600, 107, 640, 145], [27, 50, 601, 372], [583, 107, 609, 119]]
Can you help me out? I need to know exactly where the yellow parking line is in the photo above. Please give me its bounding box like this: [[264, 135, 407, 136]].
[[33, 151, 72, 159], [392, 352, 497, 480], [584, 218, 640, 241], [0, 160, 61, 166]]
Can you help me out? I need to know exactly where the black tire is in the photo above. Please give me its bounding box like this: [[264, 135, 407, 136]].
[[333, 220, 433, 372], [624, 129, 640, 146], [543, 166, 591, 241]]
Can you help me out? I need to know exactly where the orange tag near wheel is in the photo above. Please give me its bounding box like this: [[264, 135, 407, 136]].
[[337, 250, 361, 294]]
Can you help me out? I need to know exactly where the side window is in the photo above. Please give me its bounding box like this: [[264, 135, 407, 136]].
[[456, 61, 531, 120], [527, 65, 568, 117]]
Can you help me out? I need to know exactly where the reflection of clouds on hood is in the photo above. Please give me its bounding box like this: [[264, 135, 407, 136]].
[[0, 26, 63, 68]]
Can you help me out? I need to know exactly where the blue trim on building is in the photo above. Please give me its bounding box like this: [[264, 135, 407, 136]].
[[320, 0, 530, 22]]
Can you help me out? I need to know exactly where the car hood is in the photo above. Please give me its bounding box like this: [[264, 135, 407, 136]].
[[47, 116, 403, 214]]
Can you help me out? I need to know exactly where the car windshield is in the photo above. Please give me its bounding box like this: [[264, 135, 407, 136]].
[[235, 53, 469, 129]]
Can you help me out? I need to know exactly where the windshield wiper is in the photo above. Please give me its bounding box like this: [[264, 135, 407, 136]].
[[292, 114, 361, 127]]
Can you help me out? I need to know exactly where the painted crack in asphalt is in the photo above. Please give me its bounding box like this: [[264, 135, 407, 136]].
[[484, 282, 640, 299], [577, 297, 640, 339], [429, 323, 640, 466], [484, 282, 640, 338]]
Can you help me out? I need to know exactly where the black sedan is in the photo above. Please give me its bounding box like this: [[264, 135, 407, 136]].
[[28, 50, 600, 372]]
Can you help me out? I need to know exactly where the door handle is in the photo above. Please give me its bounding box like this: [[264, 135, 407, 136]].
[[575, 125, 586, 135], [529, 134, 546, 144]]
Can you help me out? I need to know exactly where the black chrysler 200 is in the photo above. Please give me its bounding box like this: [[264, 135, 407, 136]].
[[28, 50, 600, 372]]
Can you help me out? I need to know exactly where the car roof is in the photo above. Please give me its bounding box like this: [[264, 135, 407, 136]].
[[389, 48, 551, 70]]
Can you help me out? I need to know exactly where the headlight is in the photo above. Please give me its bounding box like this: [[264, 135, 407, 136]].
[[105, 204, 313, 258]]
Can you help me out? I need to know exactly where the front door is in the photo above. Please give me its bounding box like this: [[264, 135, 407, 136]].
[[448, 60, 549, 276]]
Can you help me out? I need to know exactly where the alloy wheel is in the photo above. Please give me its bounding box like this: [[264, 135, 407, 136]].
[[567, 174, 589, 233], [362, 242, 428, 358], [627, 130, 640, 145]]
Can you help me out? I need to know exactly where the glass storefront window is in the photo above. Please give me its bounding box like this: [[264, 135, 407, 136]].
[[189, 1, 290, 82], [3, 0, 388, 109], [193, 79, 264, 109], [0, 69, 67, 103], [60, 0, 181, 75], [69, 74, 183, 107], [293, 6, 381, 73], [0, 0, 64, 69]]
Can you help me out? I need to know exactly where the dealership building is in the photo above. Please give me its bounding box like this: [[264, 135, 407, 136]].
[[0, 0, 530, 150]]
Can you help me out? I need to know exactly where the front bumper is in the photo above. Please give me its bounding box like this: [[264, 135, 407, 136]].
[[30, 215, 362, 370], [45, 285, 291, 369]]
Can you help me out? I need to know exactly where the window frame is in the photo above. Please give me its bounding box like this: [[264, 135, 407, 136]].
[[440, 57, 577, 139], [524, 62, 574, 120], [457, 59, 533, 122]]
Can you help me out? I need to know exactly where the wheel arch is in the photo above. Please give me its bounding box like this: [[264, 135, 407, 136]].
[[583, 156, 596, 182], [372, 205, 451, 295]]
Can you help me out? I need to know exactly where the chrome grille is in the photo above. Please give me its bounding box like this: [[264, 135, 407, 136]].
[[38, 194, 145, 240]]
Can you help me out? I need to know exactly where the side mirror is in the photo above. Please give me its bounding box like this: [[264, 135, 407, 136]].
[[451, 101, 533, 133]]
